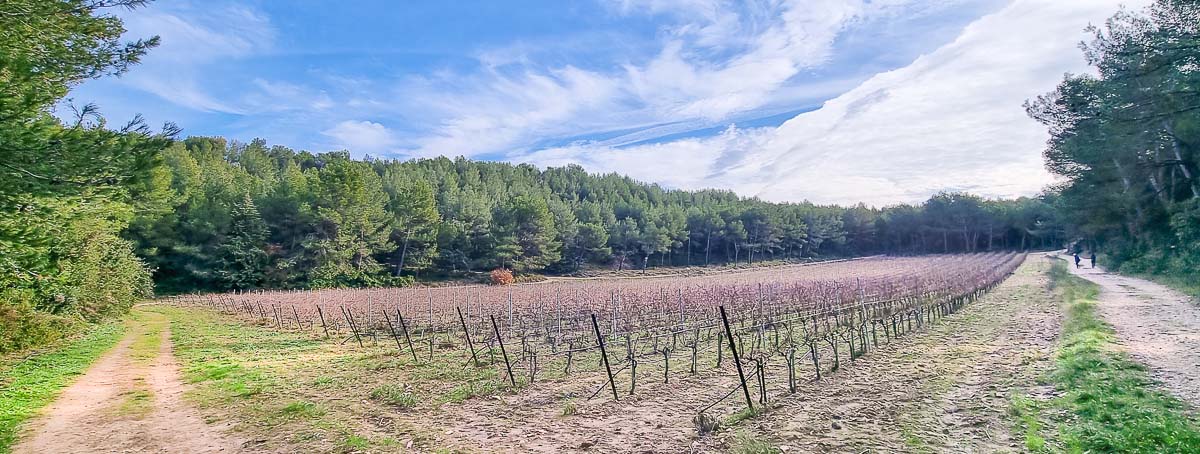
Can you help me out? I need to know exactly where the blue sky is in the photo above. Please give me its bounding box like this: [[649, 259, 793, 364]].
[[66, 0, 1145, 205]]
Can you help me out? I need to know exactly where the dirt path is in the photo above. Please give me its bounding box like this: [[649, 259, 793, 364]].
[[14, 309, 247, 454], [1066, 261, 1200, 409]]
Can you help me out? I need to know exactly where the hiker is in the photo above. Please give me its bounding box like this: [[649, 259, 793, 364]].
[[1074, 252, 1081, 268], [1090, 252, 1096, 269]]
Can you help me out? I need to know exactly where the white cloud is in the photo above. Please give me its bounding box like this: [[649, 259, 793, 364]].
[[399, 0, 960, 159], [322, 120, 399, 155], [117, 4, 274, 114], [518, 0, 1147, 206]]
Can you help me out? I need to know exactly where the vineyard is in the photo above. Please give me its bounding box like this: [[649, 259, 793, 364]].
[[173, 253, 1024, 422]]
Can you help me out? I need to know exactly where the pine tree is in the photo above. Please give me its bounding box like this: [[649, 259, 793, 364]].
[[216, 194, 269, 289]]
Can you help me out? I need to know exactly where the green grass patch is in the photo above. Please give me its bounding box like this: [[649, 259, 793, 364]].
[[114, 387, 154, 418], [724, 406, 763, 426], [1131, 271, 1200, 300], [0, 322, 124, 453], [439, 380, 498, 404], [368, 384, 418, 408], [279, 400, 325, 420], [340, 433, 370, 452], [128, 310, 167, 365], [730, 430, 780, 454], [1008, 394, 1047, 452], [1045, 262, 1200, 453]]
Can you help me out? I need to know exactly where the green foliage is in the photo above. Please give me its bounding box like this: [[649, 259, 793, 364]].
[[1046, 262, 1200, 453], [215, 194, 269, 289], [0, 0, 168, 353], [279, 401, 326, 420], [1030, 1, 1200, 281], [131, 138, 1065, 294], [731, 431, 780, 454]]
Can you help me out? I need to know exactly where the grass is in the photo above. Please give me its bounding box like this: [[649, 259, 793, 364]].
[[1008, 394, 1047, 452], [1041, 262, 1200, 453], [369, 384, 418, 408], [0, 322, 124, 453], [279, 400, 326, 419], [127, 310, 167, 364], [730, 430, 780, 454], [1131, 271, 1200, 300], [114, 388, 154, 418], [560, 400, 577, 417], [159, 305, 507, 452]]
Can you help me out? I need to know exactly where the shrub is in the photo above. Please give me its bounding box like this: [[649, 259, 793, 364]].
[[0, 293, 76, 354], [489, 268, 514, 286]]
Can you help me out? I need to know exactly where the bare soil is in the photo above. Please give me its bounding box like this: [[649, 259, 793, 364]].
[[699, 254, 1063, 453], [385, 256, 1062, 453], [1067, 261, 1200, 410], [13, 311, 247, 454]]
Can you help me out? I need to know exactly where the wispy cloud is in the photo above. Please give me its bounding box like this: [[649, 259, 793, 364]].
[[516, 0, 1148, 206], [117, 3, 274, 114], [396, 0, 969, 158]]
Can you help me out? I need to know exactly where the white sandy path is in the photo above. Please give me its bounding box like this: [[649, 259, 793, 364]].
[[1067, 260, 1200, 409]]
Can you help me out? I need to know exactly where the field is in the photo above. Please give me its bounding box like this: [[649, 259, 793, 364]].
[[154, 254, 1022, 449]]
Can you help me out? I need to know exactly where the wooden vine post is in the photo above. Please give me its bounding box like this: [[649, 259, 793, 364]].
[[591, 313, 619, 401], [720, 305, 753, 411], [457, 306, 479, 365], [491, 315, 517, 388]]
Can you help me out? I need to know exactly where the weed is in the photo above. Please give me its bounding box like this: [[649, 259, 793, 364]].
[[560, 400, 577, 417], [369, 384, 418, 408], [731, 430, 779, 454]]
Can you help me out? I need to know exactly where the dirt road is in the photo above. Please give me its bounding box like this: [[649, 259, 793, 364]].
[[1067, 262, 1200, 409], [13, 309, 246, 454]]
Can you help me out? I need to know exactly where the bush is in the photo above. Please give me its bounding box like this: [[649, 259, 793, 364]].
[[0, 291, 76, 354], [489, 268, 514, 286]]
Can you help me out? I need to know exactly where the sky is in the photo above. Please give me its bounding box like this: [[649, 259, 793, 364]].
[[65, 0, 1148, 206]]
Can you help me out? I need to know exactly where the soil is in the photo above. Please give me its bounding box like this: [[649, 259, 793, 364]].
[[703, 254, 1063, 453], [13, 314, 247, 454], [388, 255, 1063, 453], [1067, 261, 1200, 409]]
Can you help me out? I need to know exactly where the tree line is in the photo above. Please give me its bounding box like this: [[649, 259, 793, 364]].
[[1, 0, 1086, 352], [130, 137, 1066, 292], [1027, 0, 1198, 279]]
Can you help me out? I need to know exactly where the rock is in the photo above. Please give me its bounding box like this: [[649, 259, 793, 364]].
[[831, 422, 842, 430]]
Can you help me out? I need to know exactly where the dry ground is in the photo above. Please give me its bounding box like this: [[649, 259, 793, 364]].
[[380, 256, 1062, 453]]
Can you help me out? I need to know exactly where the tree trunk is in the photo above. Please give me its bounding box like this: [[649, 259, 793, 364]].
[[705, 231, 712, 266], [395, 232, 412, 276], [1164, 120, 1200, 199]]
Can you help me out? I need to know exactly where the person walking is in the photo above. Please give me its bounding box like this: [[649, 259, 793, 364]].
[[1089, 252, 1096, 269], [1074, 252, 1081, 268]]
